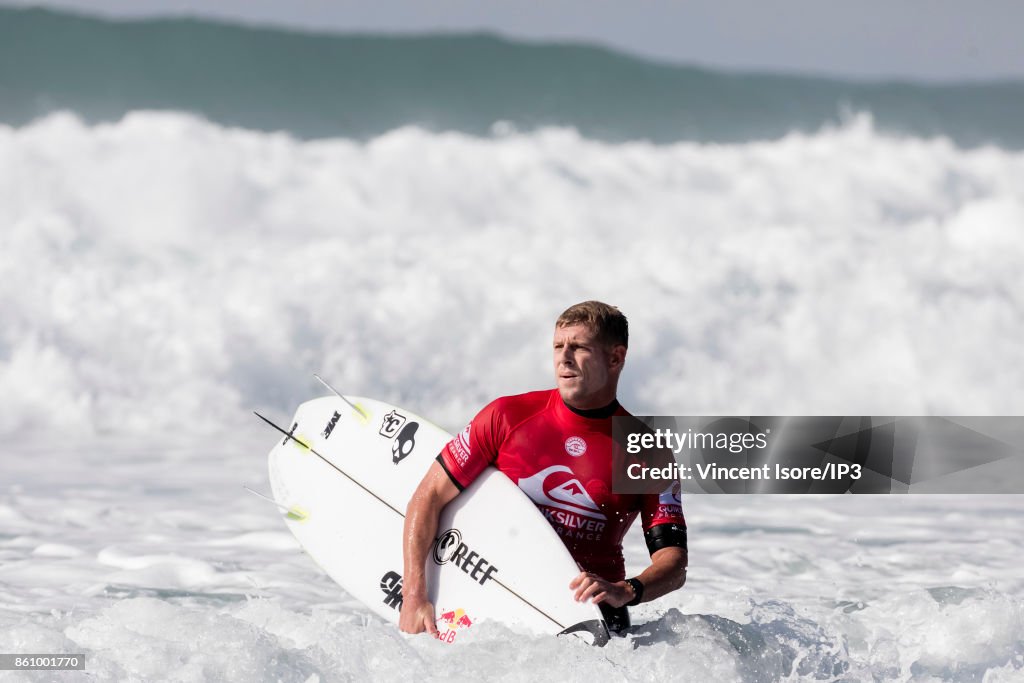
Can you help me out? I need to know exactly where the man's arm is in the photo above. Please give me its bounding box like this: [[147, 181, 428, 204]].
[[630, 546, 687, 601], [569, 546, 687, 608], [399, 460, 461, 634]]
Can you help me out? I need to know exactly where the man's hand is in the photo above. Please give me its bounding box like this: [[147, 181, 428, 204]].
[[399, 594, 438, 635], [568, 571, 634, 608]]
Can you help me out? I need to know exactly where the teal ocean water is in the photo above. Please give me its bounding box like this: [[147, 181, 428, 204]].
[[2, 7, 1023, 146]]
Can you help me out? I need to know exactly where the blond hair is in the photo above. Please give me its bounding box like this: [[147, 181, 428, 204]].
[[556, 301, 628, 348]]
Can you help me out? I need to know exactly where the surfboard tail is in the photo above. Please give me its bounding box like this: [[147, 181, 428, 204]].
[[558, 619, 611, 647]]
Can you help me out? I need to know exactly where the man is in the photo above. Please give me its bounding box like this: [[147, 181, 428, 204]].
[[399, 301, 687, 636]]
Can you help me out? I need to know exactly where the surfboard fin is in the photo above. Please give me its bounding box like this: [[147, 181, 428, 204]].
[[313, 374, 369, 422], [558, 619, 611, 647], [242, 485, 309, 522]]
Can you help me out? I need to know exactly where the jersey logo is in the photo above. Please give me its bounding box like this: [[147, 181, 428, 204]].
[[564, 436, 587, 457], [655, 482, 685, 522], [449, 424, 472, 465], [517, 465, 607, 520], [659, 481, 682, 506]]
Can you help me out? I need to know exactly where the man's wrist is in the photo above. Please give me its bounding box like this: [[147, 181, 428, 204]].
[[624, 577, 644, 607], [400, 577, 427, 604]]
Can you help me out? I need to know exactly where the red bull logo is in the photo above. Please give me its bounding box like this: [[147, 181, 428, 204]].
[[435, 607, 473, 643]]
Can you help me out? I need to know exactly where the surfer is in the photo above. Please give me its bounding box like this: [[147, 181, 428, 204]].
[[400, 301, 688, 635]]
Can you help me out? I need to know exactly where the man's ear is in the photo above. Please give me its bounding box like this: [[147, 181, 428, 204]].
[[609, 344, 627, 370]]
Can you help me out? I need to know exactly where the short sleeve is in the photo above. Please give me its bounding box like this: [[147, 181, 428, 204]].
[[640, 481, 687, 553], [437, 399, 505, 490]]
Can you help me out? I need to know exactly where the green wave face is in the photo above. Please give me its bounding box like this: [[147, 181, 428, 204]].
[[2, 7, 1023, 146]]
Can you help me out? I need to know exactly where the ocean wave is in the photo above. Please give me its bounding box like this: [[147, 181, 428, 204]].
[[1, 111, 1023, 438]]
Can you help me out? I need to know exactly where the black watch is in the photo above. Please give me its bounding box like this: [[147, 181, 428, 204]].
[[625, 577, 644, 607]]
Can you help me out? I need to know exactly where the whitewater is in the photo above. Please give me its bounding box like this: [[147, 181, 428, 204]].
[[1, 111, 1023, 681]]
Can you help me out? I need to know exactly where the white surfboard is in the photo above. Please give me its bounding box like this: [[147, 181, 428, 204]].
[[264, 395, 609, 645]]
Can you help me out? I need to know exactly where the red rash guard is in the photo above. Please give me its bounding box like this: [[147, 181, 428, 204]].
[[438, 389, 686, 581]]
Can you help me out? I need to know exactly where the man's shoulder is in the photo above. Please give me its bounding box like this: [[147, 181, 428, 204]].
[[486, 389, 557, 418], [469, 390, 555, 443]]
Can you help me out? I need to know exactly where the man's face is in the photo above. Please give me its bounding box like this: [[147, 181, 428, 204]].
[[553, 323, 625, 409]]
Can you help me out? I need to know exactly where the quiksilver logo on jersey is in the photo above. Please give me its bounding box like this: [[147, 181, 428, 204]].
[[517, 465, 607, 520], [432, 528, 499, 585], [659, 481, 682, 506], [450, 424, 472, 466], [656, 481, 684, 520]]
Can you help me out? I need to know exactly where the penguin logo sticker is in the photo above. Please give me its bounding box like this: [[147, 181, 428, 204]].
[[392, 421, 419, 464]]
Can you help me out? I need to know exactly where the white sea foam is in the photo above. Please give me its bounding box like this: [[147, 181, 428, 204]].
[[2, 112, 1023, 681], [1, 450, 1022, 682], [2, 111, 1023, 439]]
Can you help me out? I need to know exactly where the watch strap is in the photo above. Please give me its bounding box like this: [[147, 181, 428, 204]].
[[625, 577, 644, 607]]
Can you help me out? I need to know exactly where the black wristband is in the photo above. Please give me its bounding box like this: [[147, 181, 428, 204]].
[[625, 577, 644, 607]]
